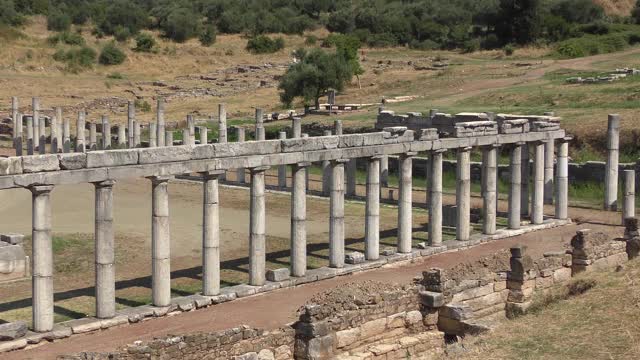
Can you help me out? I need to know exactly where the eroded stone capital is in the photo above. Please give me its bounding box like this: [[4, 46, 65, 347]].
[[28, 184, 54, 195], [93, 179, 116, 188]]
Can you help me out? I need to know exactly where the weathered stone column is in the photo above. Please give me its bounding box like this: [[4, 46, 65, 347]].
[[249, 166, 269, 286], [521, 144, 530, 217], [544, 139, 555, 205], [531, 141, 545, 225], [380, 155, 389, 188], [278, 132, 287, 189], [117, 125, 126, 148], [149, 123, 157, 147], [398, 152, 415, 253], [255, 108, 264, 141], [330, 160, 347, 268], [604, 114, 620, 211], [202, 171, 224, 296], [346, 158, 357, 197], [26, 116, 34, 155], [334, 120, 343, 135], [32, 97, 40, 150], [15, 109, 23, 156], [292, 117, 302, 138], [482, 145, 498, 235], [301, 134, 310, 191], [156, 98, 166, 147], [291, 162, 309, 277], [38, 116, 46, 154], [127, 100, 135, 148], [30, 185, 54, 332], [236, 128, 246, 183], [218, 104, 227, 144], [623, 169, 636, 224], [429, 150, 444, 246], [76, 111, 86, 152], [187, 114, 195, 145], [555, 138, 570, 220], [365, 156, 381, 260], [165, 130, 173, 147], [52, 107, 62, 153], [182, 129, 190, 145], [63, 118, 70, 153], [89, 122, 97, 151], [101, 115, 111, 150], [508, 143, 523, 229], [11, 96, 18, 154], [94, 180, 116, 319], [149, 176, 172, 307], [199, 126, 208, 144], [322, 130, 332, 196], [456, 147, 471, 241]]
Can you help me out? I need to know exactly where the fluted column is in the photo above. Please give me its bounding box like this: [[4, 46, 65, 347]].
[[429, 150, 444, 246], [365, 156, 381, 260], [555, 138, 570, 220], [156, 98, 165, 147], [249, 166, 269, 285], [508, 143, 523, 229], [398, 152, 415, 253], [482, 145, 498, 235], [218, 104, 227, 144], [202, 171, 224, 295], [30, 185, 54, 332], [291, 162, 309, 277], [544, 139, 555, 205], [532, 141, 545, 225], [94, 180, 116, 319], [330, 160, 347, 268], [604, 114, 620, 211], [456, 147, 471, 241], [149, 176, 172, 307]]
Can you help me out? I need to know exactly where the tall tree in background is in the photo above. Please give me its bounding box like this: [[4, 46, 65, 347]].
[[633, 0, 640, 25], [494, 0, 542, 45]]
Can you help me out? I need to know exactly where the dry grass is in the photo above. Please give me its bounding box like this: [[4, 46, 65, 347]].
[[594, 0, 636, 16], [441, 259, 640, 360]]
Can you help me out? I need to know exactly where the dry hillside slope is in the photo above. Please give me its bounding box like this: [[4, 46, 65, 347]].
[[594, 0, 636, 16]]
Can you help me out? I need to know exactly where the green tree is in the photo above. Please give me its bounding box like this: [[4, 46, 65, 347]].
[[134, 32, 156, 52], [98, 0, 147, 36], [246, 35, 284, 54], [494, 0, 543, 45], [162, 7, 200, 42], [99, 42, 126, 65], [278, 48, 354, 108], [47, 10, 71, 31], [0, 0, 23, 26], [633, 1, 640, 25], [332, 34, 364, 88], [199, 24, 217, 46]]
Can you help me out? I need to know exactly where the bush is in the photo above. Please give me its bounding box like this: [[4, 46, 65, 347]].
[[462, 39, 480, 53], [53, 46, 97, 72], [48, 31, 85, 46], [99, 42, 126, 65], [162, 7, 200, 42], [246, 35, 285, 54], [134, 32, 156, 52], [114, 26, 131, 42], [305, 35, 317, 45], [0, 0, 24, 26], [579, 22, 610, 35], [504, 44, 515, 56], [409, 39, 439, 50], [47, 11, 71, 32], [199, 25, 216, 46], [135, 99, 151, 112], [365, 33, 396, 47]]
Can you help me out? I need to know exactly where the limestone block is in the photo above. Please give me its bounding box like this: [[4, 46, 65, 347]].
[[405, 310, 423, 325], [535, 275, 554, 289], [451, 284, 494, 303], [296, 320, 330, 338], [281, 136, 339, 152], [57, 153, 87, 170], [100, 315, 128, 329], [0, 157, 22, 175], [0, 233, 23, 245], [418, 128, 439, 140], [87, 149, 139, 168], [552, 267, 572, 283], [0, 321, 27, 341], [258, 349, 275, 360], [439, 304, 473, 321], [0, 245, 27, 281], [381, 248, 396, 256], [191, 144, 215, 160], [336, 327, 360, 348], [419, 290, 444, 307], [345, 251, 365, 264], [360, 318, 387, 339], [138, 146, 191, 164], [234, 352, 258, 360], [266, 268, 290, 282], [22, 154, 59, 173], [67, 317, 102, 334], [462, 291, 504, 311], [116, 306, 155, 323], [169, 297, 195, 312], [214, 140, 280, 158], [0, 338, 27, 353], [386, 312, 407, 329]]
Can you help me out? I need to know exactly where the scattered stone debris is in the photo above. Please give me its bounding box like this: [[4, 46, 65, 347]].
[[566, 68, 639, 84]]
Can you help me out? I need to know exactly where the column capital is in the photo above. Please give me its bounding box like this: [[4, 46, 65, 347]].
[[200, 170, 226, 179], [250, 165, 270, 173], [431, 148, 446, 154], [400, 151, 418, 158], [483, 143, 501, 149], [293, 161, 312, 168], [458, 146, 472, 152], [331, 159, 350, 164], [369, 155, 384, 160], [28, 184, 54, 194], [560, 136, 573, 143], [147, 175, 173, 184], [93, 179, 116, 188]]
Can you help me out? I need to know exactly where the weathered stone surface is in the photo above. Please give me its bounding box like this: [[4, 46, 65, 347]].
[[66, 317, 102, 334], [57, 153, 87, 170], [266, 268, 290, 282], [386, 312, 407, 329], [234, 352, 258, 360], [345, 251, 365, 264], [281, 136, 339, 152], [0, 157, 22, 175], [552, 267, 572, 283], [191, 144, 215, 160], [0, 321, 27, 341], [0, 338, 27, 352], [439, 304, 473, 321], [87, 149, 139, 168], [214, 140, 280, 158], [0, 233, 23, 245], [405, 310, 423, 325], [335, 327, 360, 348], [139, 146, 191, 164], [257, 349, 275, 360], [420, 290, 445, 307], [360, 318, 387, 338], [451, 284, 494, 302], [22, 154, 59, 173]]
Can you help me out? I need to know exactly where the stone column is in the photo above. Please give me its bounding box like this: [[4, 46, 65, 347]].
[[521, 144, 530, 217], [623, 169, 636, 224], [30, 185, 54, 332], [302, 134, 310, 191], [218, 104, 227, 144], [508, 143, 523, 229], [26, 116, 34, 155], [156, 98, 166, 147], [278, 132, 287, 189], [198, 126, 207, 145], [187, 114, 195, 145], [149, 176, 172, 307], [149, 123, 157, 147], [128, 100, 135, 148], [50, 114, 58, 154], [482, 145, 498, 235], [346, 159, 357, 197], [76, 111, 86, 153], [101, 116, 111, 150], [322, 130, 332, 196], [94, 180, 115, 319], [429, 150, 444, 246], [255, 108, 264, 141], [544, 139, 555, 205], [330, 160, 347, 268], [531, 141, 544, 225], [182, 129, 190, 146], [334, 120, 343, 135], [365, 156, 381, 260], [38, 116, 46, 154], [236, 128, 246, 183], [249, 166, 269, 286], [15, 111, 23, 156], [604, 114, 620, 211], [398, 152, 415, 253], [165, 130, 173, 147], [89, 122, 97, 151], [291, 162, 309, 277], [292, 117, 302, 138], [456, 147, 471, 241], [134, 121, 141, 147], [555, 138, 570, 220], [380, 155, 389, 188], [202, 171, 224, 295], [117, 125, 126, 148], [57, 122, 63, 153], [11, 96, 18, 153], [32, 97, 40, 150], [63, 118, 70, 153]]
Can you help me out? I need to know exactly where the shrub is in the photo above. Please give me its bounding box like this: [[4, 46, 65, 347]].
[[47, 11, 71, 32], [99, 42, 126, 65], [106, 72, 124, 79], [579, 22, 610, 35], [199, 25, 216, 46], [409, 39, 439, 50], [114, 26, 131, 42], [246, 35, 285, 54], [135, 99, 151, 112], [504, 44, 515, 56], [305, 35, 317, 45], [48, 31, 85, 46], [366, 33, 396, 48], [134, 32, 156, 52], [53, 46, 97, 73], [162, 7, 200, 42], [462, 39, 480, 53]]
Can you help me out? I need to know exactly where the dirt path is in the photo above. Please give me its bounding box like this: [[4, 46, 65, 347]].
[[5, 219, 622, 360]]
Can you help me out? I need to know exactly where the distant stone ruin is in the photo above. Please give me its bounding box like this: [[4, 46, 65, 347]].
[[566, 68, 640, 84]]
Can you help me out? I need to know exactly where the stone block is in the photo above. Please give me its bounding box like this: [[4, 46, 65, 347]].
[[420, 290, 445, 307], [100, 315, 128, 329], [281, 136, 339, 152], [0, 338, 27, 353], [405, 310, 423, 325], [57, 153, 87, 170], [451, 284, 494, 302], [0, 157, 22, 175], [335, 327, 360, 348], [191, 144, 215, 160], [266, 268, 290, 282], [66, 317, 102, 334], [552, 267, 572, 283], [258, 349, 275, 360], [116, 305, 155, 323], [0, 321, 27, 341], [234, 352, 258, 360], [0, 244, 27, 281], [439, 304, 473, 321], [296, 320, 330, 338], [386, 312, 407, 329], [360, 318, 387, 338], [138, 146, 191, 164], [0, 233, 23, 245], [87, 149, 139, 168], [209, 289, 237, 304], [169, 297, 195, 312], [381, 248, 396, 256], [22, 154, 59, 173], [232, 284, 257, 298], [345, 251, 365, 264], [214, 140, 280, 158], [463, 291, 505, 311]]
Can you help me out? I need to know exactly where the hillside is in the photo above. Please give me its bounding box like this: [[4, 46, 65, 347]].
[[595, 0, 636, 16]]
